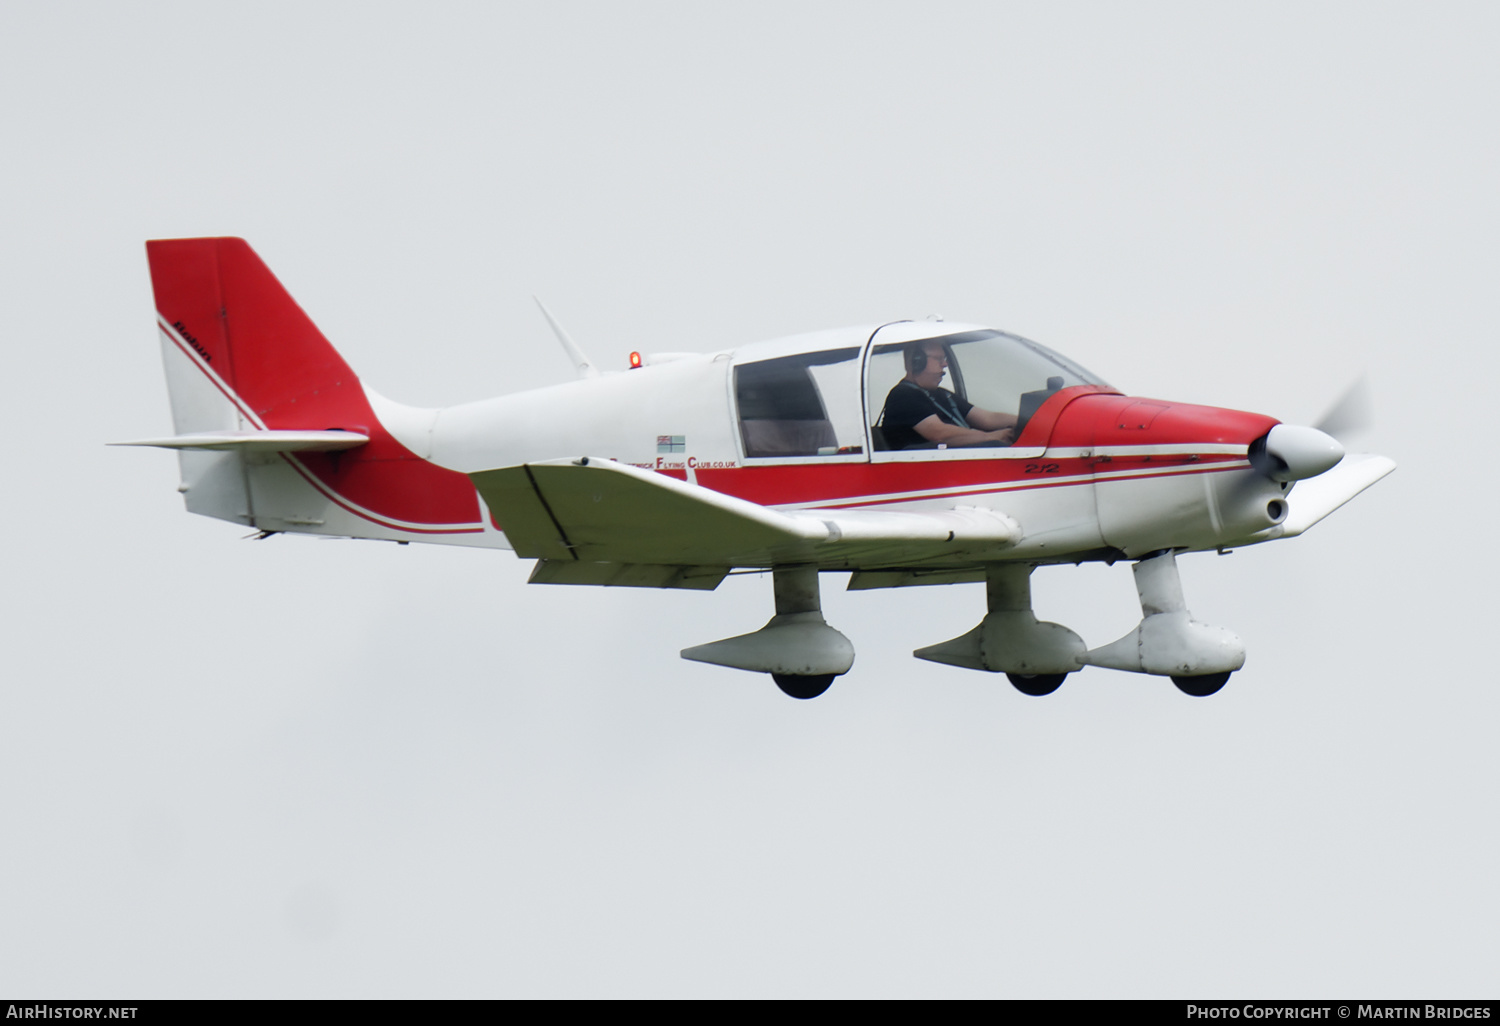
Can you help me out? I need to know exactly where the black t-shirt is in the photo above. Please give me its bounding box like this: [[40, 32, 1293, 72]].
[[880, 381, 974, 449]]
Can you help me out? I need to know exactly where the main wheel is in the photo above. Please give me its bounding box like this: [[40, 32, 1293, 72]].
[[1171, 671, 1232, 697], [1006, 672, 1067, 696], [772, 673, 835, 700]]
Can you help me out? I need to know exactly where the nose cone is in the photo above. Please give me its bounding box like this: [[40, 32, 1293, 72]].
[[1262, 424, 1344, 481]]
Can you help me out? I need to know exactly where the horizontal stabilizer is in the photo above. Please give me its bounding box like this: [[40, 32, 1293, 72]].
[[470, 457, 1021, 569], [110, 430, 370, 452]]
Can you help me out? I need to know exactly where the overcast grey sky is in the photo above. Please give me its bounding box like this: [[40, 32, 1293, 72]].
[[1, 1, 1496, 998]]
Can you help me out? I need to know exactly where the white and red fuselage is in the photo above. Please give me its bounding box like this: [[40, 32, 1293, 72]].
[[142, 239, 1313, 564], [127, 237, 1393, 695]]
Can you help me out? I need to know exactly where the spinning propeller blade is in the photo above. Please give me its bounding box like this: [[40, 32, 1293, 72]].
[[1313, 375, 1373, 443], [1247, 375, 1377, 485]]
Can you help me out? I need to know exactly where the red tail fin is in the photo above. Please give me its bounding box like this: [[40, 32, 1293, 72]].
[[147, 237, 369, 432], [145, 238, 484, 536]]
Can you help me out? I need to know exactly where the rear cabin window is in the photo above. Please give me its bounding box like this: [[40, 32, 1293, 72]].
[[735, 348, 863, 458]]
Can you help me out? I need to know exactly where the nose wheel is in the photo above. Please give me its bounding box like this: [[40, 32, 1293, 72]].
[[773, 673, 836, 700], [1084, 551, 1245, 694]]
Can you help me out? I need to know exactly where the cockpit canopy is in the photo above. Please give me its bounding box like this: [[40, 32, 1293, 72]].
[[732, 325, 1109, 459]]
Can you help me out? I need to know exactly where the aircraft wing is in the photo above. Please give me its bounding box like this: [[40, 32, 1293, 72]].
[[468, 457, 1021, 573]]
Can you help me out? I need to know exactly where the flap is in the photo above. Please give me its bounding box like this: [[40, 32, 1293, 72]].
[[847, 567, 988, 590], [528, 560, 728, 590]]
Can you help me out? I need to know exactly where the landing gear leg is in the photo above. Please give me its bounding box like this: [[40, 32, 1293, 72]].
[[681, 567, 854, 700], [914, 564, 1086, 694], [1084, 550, 1245, 695]]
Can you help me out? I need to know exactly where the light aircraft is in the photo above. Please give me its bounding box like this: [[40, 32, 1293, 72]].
[[118, 237, 1394, 699]]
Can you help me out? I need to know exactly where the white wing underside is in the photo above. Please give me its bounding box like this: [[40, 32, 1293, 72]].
[[468, 457, 1022, 584]]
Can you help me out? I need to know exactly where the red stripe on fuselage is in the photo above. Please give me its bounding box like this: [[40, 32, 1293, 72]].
[[691, 454, 1247, 510], [279, 456, 485, 535]]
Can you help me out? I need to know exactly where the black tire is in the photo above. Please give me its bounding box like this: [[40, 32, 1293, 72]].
[[1171, 671, 1232, 697], [772, 673, 835, 700], [1006, 672, 1067, 696]]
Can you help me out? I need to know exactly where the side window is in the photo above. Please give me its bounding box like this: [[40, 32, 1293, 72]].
[[735, 349, 863, 458]]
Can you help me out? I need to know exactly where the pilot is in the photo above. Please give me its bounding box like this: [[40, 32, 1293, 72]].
[[880, 340, 1017, 449]]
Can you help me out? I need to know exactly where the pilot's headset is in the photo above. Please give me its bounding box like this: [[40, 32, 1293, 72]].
[[905, 341, 931, 375]]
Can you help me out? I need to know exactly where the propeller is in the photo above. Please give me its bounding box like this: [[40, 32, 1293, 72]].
[[1313, 374, 1373, 443], [1247, 376, 1374, 484], [1217, 375, 1377, 537]]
